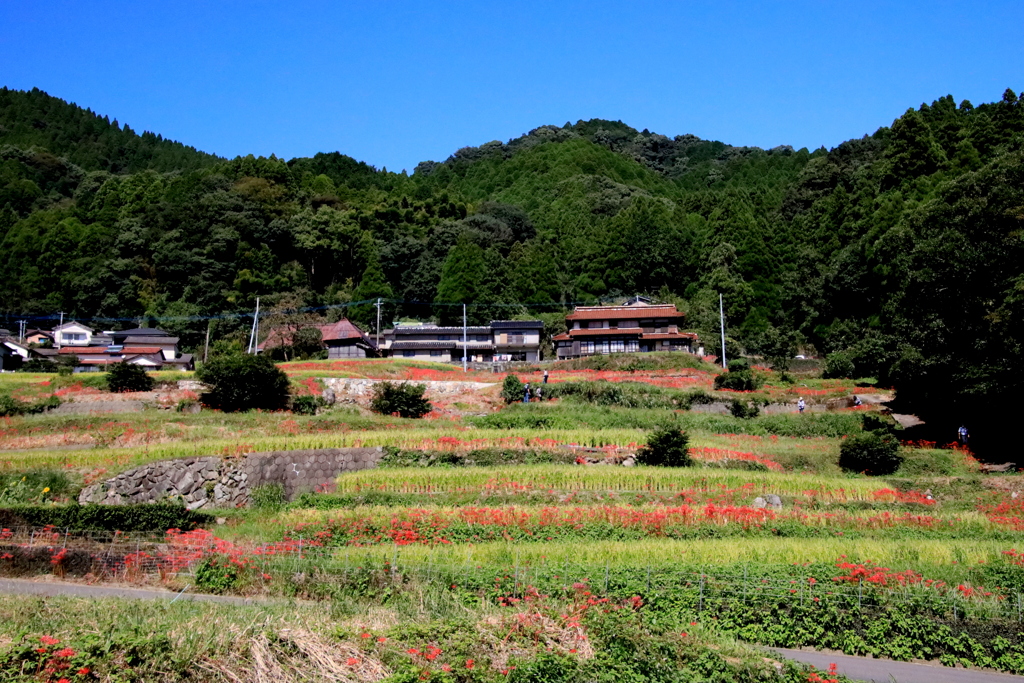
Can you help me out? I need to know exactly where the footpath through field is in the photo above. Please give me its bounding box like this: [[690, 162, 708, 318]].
[[769, 647, 1024, 683], [0, 577, 269, 606]]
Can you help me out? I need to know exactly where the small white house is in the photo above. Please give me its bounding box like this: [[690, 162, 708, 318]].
[[53, 321, 95, 347]]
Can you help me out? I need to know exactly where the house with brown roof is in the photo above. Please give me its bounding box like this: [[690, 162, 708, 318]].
[[257, 319, 375, 359], [553, 301, 697, 359]]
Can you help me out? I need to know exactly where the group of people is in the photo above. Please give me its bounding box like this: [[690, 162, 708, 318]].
[[523, 370, 549, 403]]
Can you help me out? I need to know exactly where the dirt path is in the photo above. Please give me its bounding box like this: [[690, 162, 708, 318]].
[[0, 577, 269, 606], [769, 647, 1024, 683]]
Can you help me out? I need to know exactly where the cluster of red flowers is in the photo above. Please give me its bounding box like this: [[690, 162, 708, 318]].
[[871, 488, 936, 505], [689, 446, 784, 471], [833, 558, 932, 588], [26, 635, 90, 682]]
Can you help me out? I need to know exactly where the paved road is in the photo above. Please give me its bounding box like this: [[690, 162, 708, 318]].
[[770, 647, 1024, 683], [0, 578, 266, 605]]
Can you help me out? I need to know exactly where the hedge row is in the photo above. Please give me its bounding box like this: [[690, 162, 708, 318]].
[[0, 504, 214, 531]]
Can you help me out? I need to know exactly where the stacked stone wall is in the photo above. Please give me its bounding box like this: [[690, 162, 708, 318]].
[[78, 447, 384, 509]]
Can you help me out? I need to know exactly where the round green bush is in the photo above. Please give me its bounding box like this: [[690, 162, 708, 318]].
[[196, 354, 290, 412], [501, 374, 525, 404], [369, 381, 432, 418], [823, 351, 855, 379], [106, 361, 155, 393], [635, 425, 691, 467], [838, 431, 903, 475]]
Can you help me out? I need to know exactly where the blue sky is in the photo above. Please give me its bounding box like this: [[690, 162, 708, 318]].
[[2, 0, 1021, 172]]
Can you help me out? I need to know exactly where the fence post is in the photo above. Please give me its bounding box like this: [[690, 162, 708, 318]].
[[858, 578, 862, 611], [743, 565, 748, 603], [1018, 593, 1022, 623], [699, 574, 705, 612], [646, 565, 651, 594], [604, 562, 609, 594]]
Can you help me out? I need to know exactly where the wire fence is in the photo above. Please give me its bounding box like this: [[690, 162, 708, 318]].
[[1, 526, 1019, 621]]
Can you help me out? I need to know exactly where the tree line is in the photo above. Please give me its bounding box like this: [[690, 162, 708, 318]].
[[1, 86, 1023, 453]]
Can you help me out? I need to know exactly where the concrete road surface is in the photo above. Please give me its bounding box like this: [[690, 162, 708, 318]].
[[0, 577, 265, 605], [770, 647, 1024, 683]]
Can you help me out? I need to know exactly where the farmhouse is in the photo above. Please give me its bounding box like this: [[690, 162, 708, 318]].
[[553, 301, 697, 359], [380, 320, 544, 362], [258, 318, 375, 359]]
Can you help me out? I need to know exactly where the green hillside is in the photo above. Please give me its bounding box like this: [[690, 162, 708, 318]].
[[1, 86, 1024, 452]]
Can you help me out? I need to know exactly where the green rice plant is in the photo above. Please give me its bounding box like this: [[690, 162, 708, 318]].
[[334, 465, 882, 499]]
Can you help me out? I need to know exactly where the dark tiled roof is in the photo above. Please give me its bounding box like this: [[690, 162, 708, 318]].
[[390, 341, 457, 350], [122, 336, 179, 345], [490, 320, 544, 329], [566, 305, 683, 322], [567, 328, 644, 337], [643, 332, 698, 340], [392, 326, 491, 335], [58, 346, 107, 355]]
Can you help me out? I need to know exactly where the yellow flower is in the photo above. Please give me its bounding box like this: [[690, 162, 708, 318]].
[[42, 487, 50, 493]]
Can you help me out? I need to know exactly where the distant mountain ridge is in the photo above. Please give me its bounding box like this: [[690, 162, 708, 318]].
[[0, 87, 222, 173]]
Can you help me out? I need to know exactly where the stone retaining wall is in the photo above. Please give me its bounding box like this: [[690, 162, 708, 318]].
[[320, 378, 494, 404], [78, 447, 384, 509]]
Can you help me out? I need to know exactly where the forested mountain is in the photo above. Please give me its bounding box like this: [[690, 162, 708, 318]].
[[2, 86, 1023, 453]]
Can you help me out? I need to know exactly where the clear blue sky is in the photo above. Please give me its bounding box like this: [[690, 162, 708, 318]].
[[2, 0, 1021, 172]]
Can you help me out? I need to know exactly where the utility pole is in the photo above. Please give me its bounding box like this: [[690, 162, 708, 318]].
[[203, 319, 212, 364], [17, 320, 26, 343], [462, 303, 468, 373], [57, 311, 64, 349], [247, 298, 260, 354], [375, 298, 382, 351], [718, 293, 727, 370]]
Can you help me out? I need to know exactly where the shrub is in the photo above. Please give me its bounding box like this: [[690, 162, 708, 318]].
[[194, 556, 244, 593], [250, 483, 286, 510], [196, 353, 291, 412], [369, 381, 431, 418], [17, 358, 55, 372], [105, 361, 155, 393], [862, 412, 899, 434], [728, 399, 760, 419], [838, 432, 903, 475], [501, 374, 525, 404], [678, 389, 715, 409], [713, 364, 761, 391], [0, 504, 213, 531], [0, 394, 61, 417], [635, 425, 691, 467], [823, 351, 855, 379], [291, 395, 326, 415]]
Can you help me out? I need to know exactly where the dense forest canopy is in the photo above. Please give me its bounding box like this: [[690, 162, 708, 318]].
[[2, 86, 1024, 453]]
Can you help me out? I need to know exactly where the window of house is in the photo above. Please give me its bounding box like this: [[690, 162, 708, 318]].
[[403, 350, 416, 357], [437, 335, 450, 341], [581, 341, 595, 354], [625, 340, 639, 352], [597, 341, 610, 354], [589, 321, 603, 329], [61, 333, 84, 342], [476, 335, 490, 342], [609, 340, 625, 353], [429, 350, 442, 356], [508, 334, 525, 344]]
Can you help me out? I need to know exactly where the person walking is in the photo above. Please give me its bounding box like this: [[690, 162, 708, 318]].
[[958, 425, 969, 445], [797, 398, 806, 413], [543, 369, 549, 384], [535, 385, 542, 401], [523, 383, 531, 404]]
